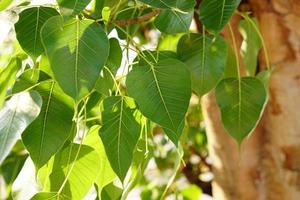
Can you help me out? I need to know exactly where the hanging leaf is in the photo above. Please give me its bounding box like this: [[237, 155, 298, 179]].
[[31, 192, 61, 200], [22, 80, 74, 168], [215, 77, 267, 144], [177, 33, 228, 96], [84, 125, 116, 195], [15, 7, 59, 59], [41, 16, 109, 101], [199, 0, 241, 32], [126, 55, 191, 145], [223, 45, 238, 78], [38, 144, 100, 200], [0, 91, 42, 164], [12, 69, 39, 94], [57, 0, 92, 16], [154, 0, 195, 34], [100, 96, 142, 181], [0, 57, 22, 108], [239, 17, 262, 76], [139, 0, 178, 9]]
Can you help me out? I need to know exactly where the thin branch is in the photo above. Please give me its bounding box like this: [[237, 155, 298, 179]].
[[112, 9, 161, 26]]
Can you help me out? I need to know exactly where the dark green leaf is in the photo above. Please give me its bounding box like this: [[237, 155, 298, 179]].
[[126, 56, 191, 145], [215, 77, 267, 144], [57, 0, 92, 16], [100, 96, 142, 181], [199, 0, 240, 32], [177, 33, 228, 96], [15, 7, 59, 58], [22, 80, 74, 168], [41, 16, 109, 101], [0, 57, 22, 108], [0, 91, 42, 164]]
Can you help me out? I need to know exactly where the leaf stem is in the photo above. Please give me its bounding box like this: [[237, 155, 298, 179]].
[[228, 23, 241, 79]]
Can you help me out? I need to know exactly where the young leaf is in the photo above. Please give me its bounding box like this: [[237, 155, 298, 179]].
[[41, 16, 109, 101], [15, 7, 59, 59], [177, 33, 228, 97], [100, 96, 142, 181], [12, 69, 40, 94], [57, 0, 92, 16], [239, 18, 262, 76], [84, 125, 116, 195], [154, 0, 195, 34], [0, 91, 42, 164], [0, 57, 22, 108], [0, 0, 13, 11], [39, 144, 100, 200], [215, 77, 267, 144], [199, 0, 241, 32], [22, 80, 74, 168], [126, 56, 191, 145], [31, 192, 61, 200]]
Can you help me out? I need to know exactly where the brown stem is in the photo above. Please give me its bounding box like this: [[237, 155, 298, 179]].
[[194, 0, 202, 33], [112, 9, 161, 26]]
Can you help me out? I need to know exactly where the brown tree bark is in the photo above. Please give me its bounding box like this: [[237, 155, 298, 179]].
[[203, 0, 300, 199]]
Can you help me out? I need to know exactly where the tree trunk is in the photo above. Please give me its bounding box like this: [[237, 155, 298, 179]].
[[203, 0, 300, 199]]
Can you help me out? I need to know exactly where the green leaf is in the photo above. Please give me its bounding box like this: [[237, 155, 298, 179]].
[[0, 91, 42, 164], [0, 0, 13, 11], [22, 80, 74, 168], [181, 185, 202, 200], [215, 77, 267, 144], [95, 38, 122, 96], [12, 69, 39, 94], [223, 45, 238, 78], [0, 57, 22, 108], [41, 16, 109, 101], [84, 125, 116, 195], [31, 192, 63, 200], [99, 96, 142, 181], [126, 55, 191, 145], [199, 0, 240, 32], [177, 33, 228, 96], [15, 7, 59, 59], [139, 0, 177, 9], [57, 0, 92, 16], [154, 0, 195, 34], [39, 144, 100, 200], [239, 17, 262, 76]]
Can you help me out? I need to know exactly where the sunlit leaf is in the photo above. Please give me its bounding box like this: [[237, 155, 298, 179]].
[[100, 96, 142, 181], [126, 54, 191, 145], [22, 80, 74, 168], [41, 16, 109, 101], [215, 77, 267, 144], [0, 92, 42, 164], [57, 0, 92, 16]]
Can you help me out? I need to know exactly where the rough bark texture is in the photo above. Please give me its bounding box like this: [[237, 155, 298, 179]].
[[203, 0, 300, 199]]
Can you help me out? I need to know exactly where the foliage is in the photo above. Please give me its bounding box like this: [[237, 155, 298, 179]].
[[0, 0, 269, 199]]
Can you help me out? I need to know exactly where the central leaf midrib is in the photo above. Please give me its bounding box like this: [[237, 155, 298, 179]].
[[74, 19, 80, 100], [219, 0, 226, 29], [117, 97, 124, 177], [33, 7, 40, 56]]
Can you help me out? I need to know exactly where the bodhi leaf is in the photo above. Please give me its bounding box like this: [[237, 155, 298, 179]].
[[0, 57, 22, 108], [177, 33, 228, 97], [100, 96, 142, 181], [154, 0, 195, 34], [199, 0, 241, 32], [41, 16, 109, 101], [31, 192, 65, 200], [38, 144, 100, 200], [239, 17, 262, 76], [84, 125, 116, 196], [126, 56, 191, 145], [0, 91, 42, 164], [15, 7, 59, 59], [0, 0, 13, 11], [22, 80, 74, 168], [215, 77, 267, 144], [57, 0, 92, 16]]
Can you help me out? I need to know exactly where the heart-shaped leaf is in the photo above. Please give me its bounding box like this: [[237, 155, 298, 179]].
[[15, 7, 59, 58], [100, 96, 141, 181], [0, 91, 42, 164], [126, 55, 191, 145], [22, 80, 74, 168], [177, 33, 228, 96], [215, 77, 267, 144], [41, 16, 109, 101], [57, 0, 92, 16], [199, 0, 240, 32]]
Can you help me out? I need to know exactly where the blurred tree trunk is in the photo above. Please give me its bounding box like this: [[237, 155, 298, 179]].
[[202, 0, 300, 199]]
